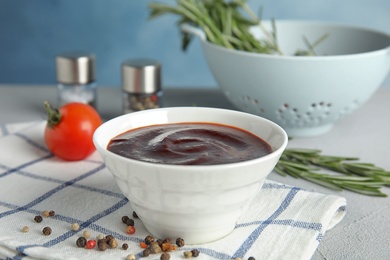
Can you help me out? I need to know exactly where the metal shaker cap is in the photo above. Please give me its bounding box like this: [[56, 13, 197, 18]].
[[56, 51, 95, 84], [122, 59, 161, 94]]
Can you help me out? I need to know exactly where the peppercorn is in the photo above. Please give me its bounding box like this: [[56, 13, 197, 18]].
[[143, 248, 151, 257], [108, 237, 118, 249], [122, 243, 129, 250], [126, 218, 135, 226], [42, 210, 50, 218], [248, 257, 256, 260], [83, 230, 91, 238], [126, 254, 136, 260], [140, 241, 148, 249], [125, 225, 136, 234], [71, 223, 80, 231], [42, 226, 52, 236], [162, 243, 177, 252], [105, 235, 114, 242], [145, 235, 155, 245], [162, 237, 172, 244], [150, 241, 162, 254], [132, 211, 138, 218], [183, 251, 192, 258], [160, 252, 170, 260], [96, 234, 105, 240], [191, 249, 200, 257], [97, 239, 108, 251], [49, 210, 55, 217], [34, 215, 43, 223], [121, 215, 130, 224], [76, 237, 87, 248], [86, 239, 96, 249], [176, 237, 185, 247], [22, 226, 29, 233], [156, 239, 164, 247]]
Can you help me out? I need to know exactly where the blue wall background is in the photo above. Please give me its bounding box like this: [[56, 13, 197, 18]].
[[0, 0, 389, 88]]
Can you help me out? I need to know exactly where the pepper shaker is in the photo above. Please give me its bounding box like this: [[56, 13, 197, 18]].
[[56, 51, 97, 108], [121, 58, 163, 114]]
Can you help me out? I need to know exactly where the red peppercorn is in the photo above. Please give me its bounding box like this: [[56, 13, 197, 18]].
[[86, 239, 96, 249], [150, 95, 158, 102], [125, 225, 136, 234], [140, 242, 148, 248]]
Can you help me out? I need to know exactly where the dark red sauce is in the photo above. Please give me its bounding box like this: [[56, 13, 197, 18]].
[[107, 123, 272, 165]]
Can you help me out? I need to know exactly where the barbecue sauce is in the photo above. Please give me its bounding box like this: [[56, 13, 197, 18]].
[[107, 123, 272, 165]]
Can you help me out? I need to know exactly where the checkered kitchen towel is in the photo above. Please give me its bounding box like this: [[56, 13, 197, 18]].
[[0, 121, 347, 260]]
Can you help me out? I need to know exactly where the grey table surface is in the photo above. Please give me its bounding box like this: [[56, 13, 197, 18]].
[[1, 85, 390, 259]]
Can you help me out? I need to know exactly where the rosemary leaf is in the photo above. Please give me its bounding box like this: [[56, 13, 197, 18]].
[[333, 180, 385, 187], [299, 174, 343, 191], [339, 183, 387, 197], [274, 166, 287, 177], [277, 160, 318, 171], [284, 148, 322, 154]]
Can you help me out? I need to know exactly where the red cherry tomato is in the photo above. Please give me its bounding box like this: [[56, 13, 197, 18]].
[[44, 101, 102, 161]]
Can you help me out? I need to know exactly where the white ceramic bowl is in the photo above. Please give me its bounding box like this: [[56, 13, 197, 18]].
[[93, 107, 288, 244], [182, 21, 390, 137]]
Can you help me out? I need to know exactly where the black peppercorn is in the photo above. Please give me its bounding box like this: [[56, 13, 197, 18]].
[[122, 243, 129, 250], [76, 237, 87, 248], [121, 216, 130, 224], [248, 257, 256, 260], [97, 239, 108, 251], [42, 226, 52, 236], [49, 210, 55, 217], [105, 235, 114, 245], [191, 249, 200, 257], [160, 252, 170, 260], [126, 218, 135, 226], [156, 238, 164, 247], [145, 235, 155, 245], [162, 237, 172, 244], [176, 237, 185, 247], [34, 215, 43, 223], [143, 248, 151, 257]]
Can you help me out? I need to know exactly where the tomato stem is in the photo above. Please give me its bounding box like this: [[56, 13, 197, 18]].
[[44, 101, 61, 128]]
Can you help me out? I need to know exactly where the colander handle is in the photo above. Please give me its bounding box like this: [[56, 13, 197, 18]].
[[180, 24, 206, 41]]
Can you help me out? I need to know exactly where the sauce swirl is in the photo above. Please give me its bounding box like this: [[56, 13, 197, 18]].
[[107, 123, 272, 165]]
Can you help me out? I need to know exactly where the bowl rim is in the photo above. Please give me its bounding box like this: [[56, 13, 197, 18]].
[[93, 107, 289, 170], [200, 19, 390, 61]]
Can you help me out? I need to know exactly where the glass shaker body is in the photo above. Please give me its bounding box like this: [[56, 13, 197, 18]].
[[57, 82, 97, 108], [56, 51, 97, 108], [122, 89, 163, 114], [121, 58, 163, 114]]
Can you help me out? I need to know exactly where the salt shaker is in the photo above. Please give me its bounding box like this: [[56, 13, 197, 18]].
[[56, 51, 97, 108], [121, 58, 162, 114]]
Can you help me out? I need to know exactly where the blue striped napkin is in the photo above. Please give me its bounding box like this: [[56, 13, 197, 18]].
[[0, 121, 346, 260]]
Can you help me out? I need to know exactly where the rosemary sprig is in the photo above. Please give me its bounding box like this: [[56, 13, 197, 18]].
[[294, 33, 329, 56], [148, 0, 328, 56], [276, 149, 390, 197], [148, 0, 281, 54]]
